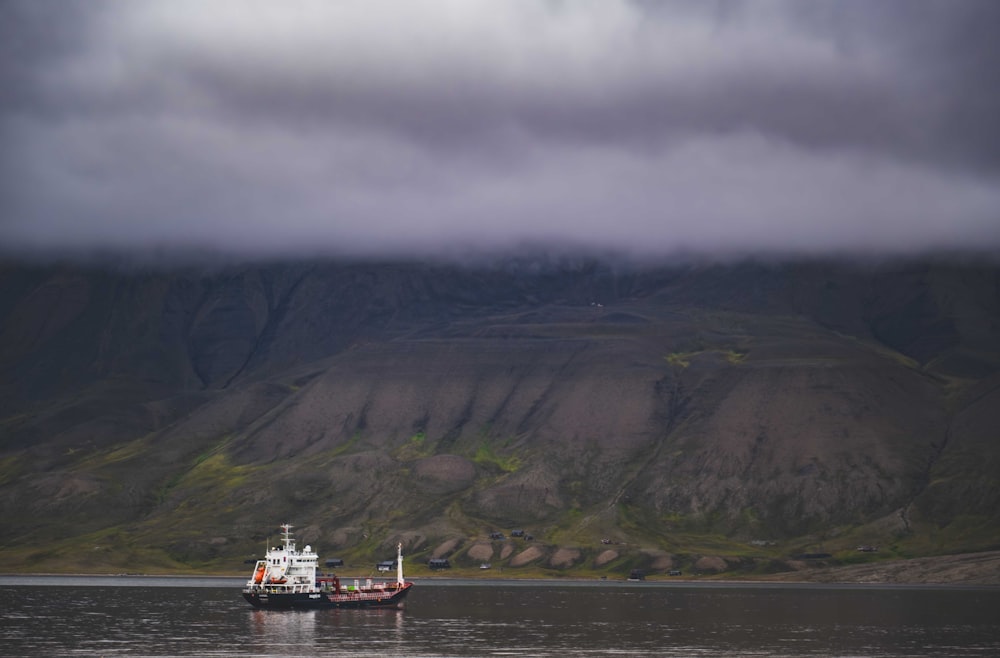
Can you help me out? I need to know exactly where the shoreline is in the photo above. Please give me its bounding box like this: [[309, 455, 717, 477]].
[[4, 550, 999, 587], [1, 573, 997, 591]]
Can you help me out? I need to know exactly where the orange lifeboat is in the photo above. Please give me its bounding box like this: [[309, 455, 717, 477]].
[[253, 564, 266, 584]]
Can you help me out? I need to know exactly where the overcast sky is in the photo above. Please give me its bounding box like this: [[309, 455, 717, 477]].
[[2, 0, 999, 261]]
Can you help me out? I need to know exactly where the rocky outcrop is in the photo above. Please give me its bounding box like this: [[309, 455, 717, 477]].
[[594, 549, 619, 567], [467, 543, 494, 562], [510, 545, 546, 567], [549, 548, 581, 568], [694, 556, 728, 573]]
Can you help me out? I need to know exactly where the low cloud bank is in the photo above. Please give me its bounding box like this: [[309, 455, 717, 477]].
[[2, 1, 998, 261]]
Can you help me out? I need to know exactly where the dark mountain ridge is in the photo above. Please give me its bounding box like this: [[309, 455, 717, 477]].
[[1, 256, 998, 576]]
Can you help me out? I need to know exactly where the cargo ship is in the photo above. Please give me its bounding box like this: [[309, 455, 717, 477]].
[[242, 524, 413, 609]]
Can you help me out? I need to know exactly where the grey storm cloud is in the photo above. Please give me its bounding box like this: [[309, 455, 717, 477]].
[[1, 0, 999, 259]]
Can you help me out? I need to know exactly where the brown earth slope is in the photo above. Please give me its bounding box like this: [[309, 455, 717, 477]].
[[0, 257, 998, 578]]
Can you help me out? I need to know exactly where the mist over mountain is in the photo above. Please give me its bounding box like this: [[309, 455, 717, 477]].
[[4, 1, 1000, 260], [1, 254, 997, 576]]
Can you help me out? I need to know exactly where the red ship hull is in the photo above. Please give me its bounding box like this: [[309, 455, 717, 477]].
[[243, 581, 412, 609]]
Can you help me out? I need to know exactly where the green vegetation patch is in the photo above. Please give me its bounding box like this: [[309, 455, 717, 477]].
[[181, 453, 255, 488], [394, 431, 433, 461], [0, 454, 27, 485], [154, 449, 259, 509], [329, 431, 362, 458], [725, 350, 747, 364], [72, 436, 152, 472], [472, 442, 522, 473], [665, 352, 693, 368], [897, 514, 1000, 556], [666, 348, 747, 368]]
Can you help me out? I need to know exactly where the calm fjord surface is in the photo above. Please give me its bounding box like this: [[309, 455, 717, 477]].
[[1, 577, 998, 657]]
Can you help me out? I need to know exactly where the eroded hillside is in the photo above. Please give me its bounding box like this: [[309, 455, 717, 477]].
[[1, 257, 998, 576]]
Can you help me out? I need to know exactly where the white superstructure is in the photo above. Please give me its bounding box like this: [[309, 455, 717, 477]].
[[246, 523, 319, 593]]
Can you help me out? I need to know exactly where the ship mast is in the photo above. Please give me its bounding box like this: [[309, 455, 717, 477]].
[[396, 542, 404, 586]]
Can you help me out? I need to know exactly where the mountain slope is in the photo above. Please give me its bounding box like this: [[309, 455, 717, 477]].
[[0, 257, 998, 575]]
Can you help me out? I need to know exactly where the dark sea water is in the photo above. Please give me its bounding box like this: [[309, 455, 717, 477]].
[[1, 576, 998, 657]]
